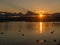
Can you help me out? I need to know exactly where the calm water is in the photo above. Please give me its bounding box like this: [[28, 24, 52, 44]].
[[0, 22, 60, 45]]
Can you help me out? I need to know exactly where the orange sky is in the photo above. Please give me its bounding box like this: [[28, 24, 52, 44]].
[[0, 0, 60, 13]]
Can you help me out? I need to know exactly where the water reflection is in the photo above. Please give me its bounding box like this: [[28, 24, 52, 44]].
[[40, 22, 43, 33], [36, 22, 45, 34], [0, 22, 60, 45]]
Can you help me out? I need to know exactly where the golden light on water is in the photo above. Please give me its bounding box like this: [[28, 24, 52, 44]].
[[40, 22, 43, 33], [36, 22, 45, 34]]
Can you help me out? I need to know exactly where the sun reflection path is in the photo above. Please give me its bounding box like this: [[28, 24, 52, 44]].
[[40, 22, 43, 33], [36, 22, 45, 34]]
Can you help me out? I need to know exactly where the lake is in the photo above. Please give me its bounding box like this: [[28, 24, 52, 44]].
[[0, 22, 60, 45]]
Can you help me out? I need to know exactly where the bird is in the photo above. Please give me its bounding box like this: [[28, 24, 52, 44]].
[[0, 32, 4, 34], [36, 40, 39, 43], [53, 39, 56, 42], [51, 31, 55, 34], [22, 34, 24, 36], [44, 40, 47, 42]]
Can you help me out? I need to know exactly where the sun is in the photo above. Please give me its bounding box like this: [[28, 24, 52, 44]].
[[38, 10, 46, 17], [39, 14, 43, 17]]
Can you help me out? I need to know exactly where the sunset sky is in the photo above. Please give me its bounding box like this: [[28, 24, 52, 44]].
[[0, 0, 60, 13]]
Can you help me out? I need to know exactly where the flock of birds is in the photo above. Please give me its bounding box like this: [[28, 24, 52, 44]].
[[35, 31, 60, 45], [0, 30, 60, 45]]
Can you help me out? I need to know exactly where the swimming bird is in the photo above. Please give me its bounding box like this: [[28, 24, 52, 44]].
[[51, 31, 55, 34], [53, 39, 56, 42], [22, 34, 24, 36], [0, 32, 4, 34], [36, 40, 39, 43]]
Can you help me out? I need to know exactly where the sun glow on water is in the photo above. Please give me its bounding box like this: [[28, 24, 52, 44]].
[[36, 22, 45, 34], [40, 22, 43, 33]]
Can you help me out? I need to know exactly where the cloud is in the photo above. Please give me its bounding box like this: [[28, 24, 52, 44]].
[[0, 0, 28, 12], [0, 0, 60, 13]]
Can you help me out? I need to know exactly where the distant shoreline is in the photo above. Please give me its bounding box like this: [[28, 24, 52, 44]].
[[0, 17, 60, 22], [0, 11, 60, 22]]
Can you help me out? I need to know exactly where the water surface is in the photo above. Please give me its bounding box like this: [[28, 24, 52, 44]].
[[0, 22, 60, 45]]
